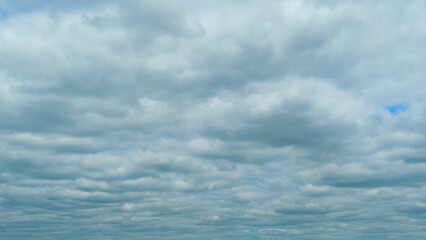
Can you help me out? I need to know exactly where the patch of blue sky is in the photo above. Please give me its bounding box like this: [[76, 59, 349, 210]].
[[0, 6, 10, 20], [386, 102, 409, 115], [0, 12, 7, 21], [0, 0, 50, 20]]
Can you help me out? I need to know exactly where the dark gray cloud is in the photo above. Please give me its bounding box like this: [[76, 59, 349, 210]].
[[1, 0, 426, 239]]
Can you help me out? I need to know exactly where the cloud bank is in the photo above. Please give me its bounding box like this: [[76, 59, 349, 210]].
[[1, 0, 426, 239]]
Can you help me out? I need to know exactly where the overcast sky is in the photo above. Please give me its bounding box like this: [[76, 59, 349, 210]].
[[1, 0, 426, 239]]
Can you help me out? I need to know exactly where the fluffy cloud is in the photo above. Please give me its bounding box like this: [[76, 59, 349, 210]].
[[1, 0, 426, 239]]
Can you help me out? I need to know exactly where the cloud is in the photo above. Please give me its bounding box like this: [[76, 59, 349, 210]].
[[1, 0, 426, 239]]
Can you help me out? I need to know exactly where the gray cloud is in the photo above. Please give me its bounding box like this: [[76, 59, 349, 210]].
[[1, 0, 426, 239]]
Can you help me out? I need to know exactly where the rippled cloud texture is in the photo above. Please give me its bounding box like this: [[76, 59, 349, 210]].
[[1, 0, 426, 239]]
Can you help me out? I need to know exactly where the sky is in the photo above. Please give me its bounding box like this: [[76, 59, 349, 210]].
[[1, 0, 426, 239]]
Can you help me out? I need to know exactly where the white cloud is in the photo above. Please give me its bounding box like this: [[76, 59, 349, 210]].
[[2, 0, 426, 239]]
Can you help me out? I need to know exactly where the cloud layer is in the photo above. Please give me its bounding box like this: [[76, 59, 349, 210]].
[[2, 0, 426, 239]]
